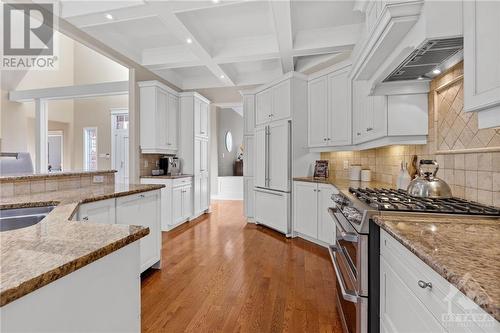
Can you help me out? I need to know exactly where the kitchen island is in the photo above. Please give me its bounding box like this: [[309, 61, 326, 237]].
[[0, 182, 163, 332]]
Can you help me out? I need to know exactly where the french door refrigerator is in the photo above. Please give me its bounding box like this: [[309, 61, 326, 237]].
[[254, 120, 291, 236]]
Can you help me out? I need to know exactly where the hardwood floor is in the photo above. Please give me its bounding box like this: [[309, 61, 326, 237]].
[[141, 200, 343, 332]]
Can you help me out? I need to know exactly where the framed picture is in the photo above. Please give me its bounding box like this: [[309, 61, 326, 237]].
[[313, 160, 329, 178]]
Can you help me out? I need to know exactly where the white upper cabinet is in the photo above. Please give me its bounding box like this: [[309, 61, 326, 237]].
[[194, 98, 209, 138], [256, 89, 273, 125], [464, 0, 500, 128], [308, 65, 352, 148], [308, 76, 329, 147], [139, 81, 178, 154], [327, 68, 352, 146], [255, 79, 291, 126], [352, 80, 388, 144], [243, 94, 255, 135]]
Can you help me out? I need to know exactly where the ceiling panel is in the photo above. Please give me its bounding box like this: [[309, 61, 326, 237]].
[[291, 0, 364, 34], [61, 1, 144, 18]]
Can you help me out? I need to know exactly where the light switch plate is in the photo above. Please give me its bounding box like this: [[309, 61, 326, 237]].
[[144, 160, 149, 168], [343, 160, 349, 170], [93, 175, 105, 183]]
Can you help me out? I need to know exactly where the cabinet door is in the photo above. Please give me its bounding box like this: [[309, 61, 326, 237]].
[[199, 102, 209, 137], [352, 81, 365, 144], [254, 126, 266, 188], [244, 177, 254, 218], [380, 257, 445, 333], [255, 89, 272, 125], [200, 174, 209, 211], [464, 1, 500, 117], [194, 138, 201, 175], [308, 76, 329, 147], [193, 175, 201, 214], [116, 191, 160, 272], [293, 182, 318, 239], [172, 186, 184, 224], [328, 69, 352, 146], [200, 139, 208, 174], [367, 95, 387, 141], [78, 198, 115, 224], [268, 121, 290, 192], [317, 184, 336, 245], [167, 93, 178, 149], [243, 94, 255, 135], [156, 90, 168, 149], [243, 135, 254, 177], [194, 98, 201, 137], [272, 80, 291, 121], [182, 185, 193, 219]]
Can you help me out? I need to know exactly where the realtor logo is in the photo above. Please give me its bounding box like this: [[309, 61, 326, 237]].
[[1, 2, 58, 70]]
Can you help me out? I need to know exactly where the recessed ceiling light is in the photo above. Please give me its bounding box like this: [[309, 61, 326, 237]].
[[220, 75, 225, 79], [186, 38, 193, 44], [212, 0, 220, 3], [105, 13, 113, 20], [417, 76, 423, 80], [432, 68, 441, 75]]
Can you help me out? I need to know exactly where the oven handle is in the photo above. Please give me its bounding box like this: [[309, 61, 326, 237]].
[[328, 207, 358, 243], [328, 245, 359, 303]]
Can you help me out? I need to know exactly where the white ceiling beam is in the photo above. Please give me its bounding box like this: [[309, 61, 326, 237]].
[[293, 24, 362, 54], [10, 81, 129, 102], [269, 0, 294, 73], [213, 52, 280, 65]]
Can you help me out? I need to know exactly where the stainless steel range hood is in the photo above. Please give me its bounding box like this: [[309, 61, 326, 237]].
[[383, 37, 463, 82]]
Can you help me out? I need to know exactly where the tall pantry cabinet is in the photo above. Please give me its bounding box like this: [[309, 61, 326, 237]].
[[242, 92, 255, 220], [178, 92, 211, 219]]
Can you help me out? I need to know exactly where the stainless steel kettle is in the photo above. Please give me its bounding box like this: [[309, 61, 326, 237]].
[[406, 160, 452, 198]]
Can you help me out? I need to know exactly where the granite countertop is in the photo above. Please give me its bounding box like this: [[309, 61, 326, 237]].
[[140, 174, 193, 179], [0, 170, 117, 182], [373, 213, 500, 321], [0, 183, 164, 307]]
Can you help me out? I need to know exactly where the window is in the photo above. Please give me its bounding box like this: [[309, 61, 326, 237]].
[[225, 131, 233, 152], [83, 127, 98, 171]]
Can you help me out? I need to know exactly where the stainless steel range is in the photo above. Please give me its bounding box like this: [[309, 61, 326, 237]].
[[328, 187, 500, 333]]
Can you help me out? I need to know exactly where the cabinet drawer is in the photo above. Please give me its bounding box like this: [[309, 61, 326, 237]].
[[254, 188, 289, 235], [173, 177, 192, 187], [381, 230, 498, 332]]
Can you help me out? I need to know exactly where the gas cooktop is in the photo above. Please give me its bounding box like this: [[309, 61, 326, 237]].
[[348, 187, 500, 216]]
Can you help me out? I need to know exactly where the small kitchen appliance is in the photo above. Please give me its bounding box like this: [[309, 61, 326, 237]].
[[159, 156, 181, 176]]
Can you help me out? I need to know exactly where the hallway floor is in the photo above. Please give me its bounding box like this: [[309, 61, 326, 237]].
[[141, 200, 342, 332]]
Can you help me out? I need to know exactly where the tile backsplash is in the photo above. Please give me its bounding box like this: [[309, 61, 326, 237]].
[[140, 154, 162, 176], [321, 62, 500, 207]]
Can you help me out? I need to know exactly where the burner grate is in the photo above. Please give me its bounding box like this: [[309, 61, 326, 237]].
[[348, 187, 500, 216]]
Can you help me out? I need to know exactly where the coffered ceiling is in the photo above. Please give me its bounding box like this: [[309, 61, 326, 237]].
[[60, 0, 364, 91]]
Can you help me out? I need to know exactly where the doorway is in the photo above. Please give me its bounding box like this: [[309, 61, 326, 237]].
[[111, 109, 129, 184], [48, 131, 63, 172]]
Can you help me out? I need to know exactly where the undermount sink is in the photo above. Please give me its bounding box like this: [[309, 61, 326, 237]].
[[0, 206, 55, 232]]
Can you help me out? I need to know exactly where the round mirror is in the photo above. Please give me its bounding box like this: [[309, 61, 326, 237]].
[[225, 131, 233, 152]]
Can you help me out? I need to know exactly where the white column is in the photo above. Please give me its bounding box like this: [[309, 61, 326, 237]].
[[35, 98, 48, 173]]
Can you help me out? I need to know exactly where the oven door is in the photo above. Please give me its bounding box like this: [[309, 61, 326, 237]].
[[329, 245, 368, 333], [329, 208, 368, 297]]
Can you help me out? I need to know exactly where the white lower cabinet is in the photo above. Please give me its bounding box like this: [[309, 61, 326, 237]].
[[380, 230, 500, 333], [116, 190, 161, 273], [76, 190, 162, 274], [77, 198, 115, 224], [293, 181, 337, 246], [141, 177, 193, 230]]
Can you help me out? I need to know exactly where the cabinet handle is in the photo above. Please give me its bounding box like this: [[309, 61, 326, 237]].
[[317, 189, 321, 192], [323, 138, 327, 141], [313, 189, 317, 192], [201, 131, 206, 134], [82, 216, 89, 221], [366, 127, 373, 132], [417, 280, 432, 289], [327, 138, 331, 141], [357, 132, 361, 136], [139, 194, 145, 198]]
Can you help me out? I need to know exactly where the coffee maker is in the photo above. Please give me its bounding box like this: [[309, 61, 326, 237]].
[[159, 156, 181, 176]]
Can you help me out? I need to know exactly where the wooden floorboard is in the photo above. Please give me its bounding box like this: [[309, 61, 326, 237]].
[[141, 200, 343, 333]]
